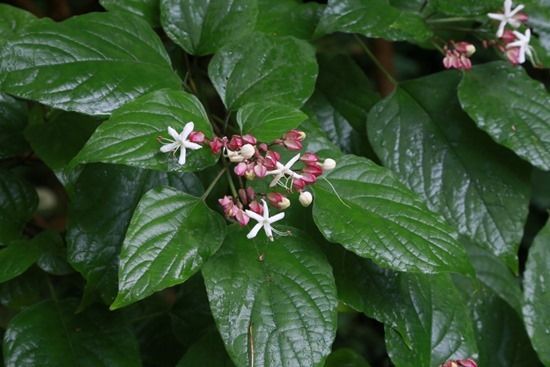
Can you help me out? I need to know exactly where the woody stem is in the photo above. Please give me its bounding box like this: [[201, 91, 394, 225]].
[[201, 167, 227, 201]]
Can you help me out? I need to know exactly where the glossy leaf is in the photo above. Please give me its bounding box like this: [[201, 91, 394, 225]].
[[0, 4, 36, 41], [74, 89, 217, 172], [431, 0, 500, 15], [324, 349, 371, 367], [255, 0, 323, 40], [66, 164, 203, 303], [236, 103, 308, 142], [0, 93, 29, 159], [0, 270, 45, 311], [100, 0, 160, 26], [368, 70, 530, 271], [111, 187, 225, 309], [312, 154, 472, 274], [0, 12, 181, 116], [25, 111, 101, 170], [203, 227, 338, 367], [523, 222, 550, 365], [3, 299, 141, 367], [34, 231, 73, 276], [176, 330, 235, 367], [459, 61, 550, 171], [208, 32, 318, 110], [299, 117, 343, 159], [315, 0, 432, 42], [160, 0, 258, 55], [0, 241, 41, 283]]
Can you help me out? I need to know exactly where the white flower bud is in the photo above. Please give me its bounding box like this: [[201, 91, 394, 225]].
[[279, 197, 291, 210], [298, 131, 307, 140], [322, 158, 336, 171], [299, 191, 313, 207], [465, 44, 476, 57], [240, 144, 255, 160], [227, 149, 244, 162]]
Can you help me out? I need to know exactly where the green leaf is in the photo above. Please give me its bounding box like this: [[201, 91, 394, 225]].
[[431, 0, 501, 15], [324, 349, 371, 367], [208, 32, 318, 111], [255, 0, 323, 40], [0, 170, 37, 246], [0, 12, 181, 116], [111, 187, 225, 309], [312, 155, 472, 274], [315, 0, 433, 43], [25, 111, 101, 170], [458, 61, 550, 171], [368, 70, 530, 271], [34, 231, 73, 276], [328, 247, 476, 367], [66, 164, 203, 303], [74, 89, 216, 172], [203, 227, 338, 367], [0, 93, 29, 159], [3, 299, 141, 367], [236, 103, 308, 142], [299, 117, 343, 158], [523, 221, 550, 365], [0, 4, 36, 42], [100, 0, 160, 26], [0, 241, 41, 283], [160, 0, 258, 55], [176, 329, 235, 367], [0, 269, 45, 311], [524, 0, 550, 62]]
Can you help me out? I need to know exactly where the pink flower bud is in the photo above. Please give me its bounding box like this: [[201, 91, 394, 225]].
[[188, 131, 205, 144], [246, 187, 255, 201], [301, 152, 319, 165], [267, 192, 290, 209], [458, 359, 477, 367], [282, 130, 305, 150], [263, 151, 280, 170], [515, 12, 528, 23], [238, 188, 248, 205], [293, 179, 306, 190], [501, 30, 516, 43], [234, 162, 247, 176], [258, 143, 268, 152], [254, 163, 267, 178], [228, 135, 243, 150], [301, 173, 317, 184], [303, 164, 323, 177], [209, 137, 225, 154], [506, 47, 521, 64], [218, 196, 235, 216], [248, 200, 263, 215], [242, 134, 257, 145], [234, 208, 249, 226]]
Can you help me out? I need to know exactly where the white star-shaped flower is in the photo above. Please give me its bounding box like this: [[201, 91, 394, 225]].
[[266, 153, 303, 187], [507, 29, 533, 64], [488, 0, 525, 37], [245, 200, 285, 241], [160, 122, 202, 165]]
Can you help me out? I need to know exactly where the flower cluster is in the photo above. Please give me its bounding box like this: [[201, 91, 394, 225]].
[[487, 0, 533, 64], [443, 42, 476, 70], [440, 358, 477, 367], [158, 122, 206, 165]]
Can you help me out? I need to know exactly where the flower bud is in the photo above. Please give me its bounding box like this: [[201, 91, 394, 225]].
[[249, 200, 263, 215], [188, 131, 205, 144], [242, 134, 257, 145], [228, 135, 243, 150], [465, 44, 476, 57], [227, 149, 244, 162], [254, 163, 267, 178], [301, 152, 319, 165], [322, 158, 336, 170], [267, 192, 290, 209], [209, 137, 225, 154], [303, 164, 323, 177], [299, 191, 313, 207], [244, 170, 256, 180], [234, 162, 247, 176], [240, 144, 255, 160]]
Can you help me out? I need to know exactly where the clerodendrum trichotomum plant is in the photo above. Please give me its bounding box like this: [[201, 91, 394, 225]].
[[0, 0, 549, 366]]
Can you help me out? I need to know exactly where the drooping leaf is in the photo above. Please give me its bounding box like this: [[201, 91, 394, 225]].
[[431, 0, 501, 15], [160, 0, 258, 55], [458, 61, 550, 171], [208, 32, 318, 111], [315, 0, 433, 43], [74, 89, 217, 172], [100, 0, 160, 26], [523, 221, 550, 365], [176, 329, 235, 367], [25, 111, 101, 170], [0, 241, 42, 283], [236, 103, 308, 142], [203, 227, 338, 367], [368, 70, 530, 271], [0, 4, 36, 41], [255, 0, 323, 40], [324, 349, 371, 367], [0, 93, 29, 159], [312, 155, 472, 274], [66, 164, 203, 303], [0, 12, 181, 116], [111, 187, 225, 309], [3, 299, 141, 367]]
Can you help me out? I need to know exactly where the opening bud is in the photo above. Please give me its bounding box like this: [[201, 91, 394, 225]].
[[240, 144, 255, 160], [299, 191, 313, 207], [322, 158, 336, 171], [227, 149, 244, 162]]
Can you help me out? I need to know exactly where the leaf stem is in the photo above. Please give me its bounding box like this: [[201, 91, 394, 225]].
[[354, 34, 397, 86], [201, 166, 227, 201], [426, 17, 477, 23]]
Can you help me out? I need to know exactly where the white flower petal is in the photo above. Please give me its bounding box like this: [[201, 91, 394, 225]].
[[246, 222, 263, 239], [181, 121, 194, 139], [160, 142, 179, 153], [168, 126, 180, 140], [487, 13, 505, 20], [184, 141, 202, 150], [245, 210, 264, 222], [268, 212, 285, 224], [178, 147, 187, 165], [264, 224, 273, 239]]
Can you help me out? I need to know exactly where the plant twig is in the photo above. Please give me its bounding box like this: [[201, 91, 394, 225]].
[[201, 167, 227, 201], [354, 35, 397, 94]]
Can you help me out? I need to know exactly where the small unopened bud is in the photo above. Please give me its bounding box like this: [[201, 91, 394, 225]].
[[279, 197, 290, 209], [465, 44, 476, 57], [298, 131, 306, 140], [227, 149, 244, 162], [267, 192, 290, 209], [299, 191, 313, 207], [322, 158, 336, 170], [240, 144, 255, 160]]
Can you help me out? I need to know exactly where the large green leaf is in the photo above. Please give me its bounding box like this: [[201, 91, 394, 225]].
[[0, 12, 181, 116], [34, 230, 73, 276], [160, 0, 258, 55], [312, 155, 472, 274], [111, 187, 225, 309], [25, 111, 101, 170], [203, 227, 338, 367], [0, 269, 45, 311], [255, 0, 323, 40], [0, 241, 41, 283], [236, 103, 308, 142], [3, 299, 141, 367], [208, 32, 318, 111], [523, 222, 550, 365], [73, 89, 216, 172], [315, 0, 432, 42], [0, 4, 36, 41], [66, 164, 203, 303], [368, 70, 530, 271], [0, 170, 37, 246], [176, 330, 235, 367], [458, 62, 550, 171], [0, 93, 29, 159], [328, 247, 477, 367], [431, 0, 500, 15], [324, 349, 371, 367], [524, 0, 550, 60], [100, 0, 160, 26]]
